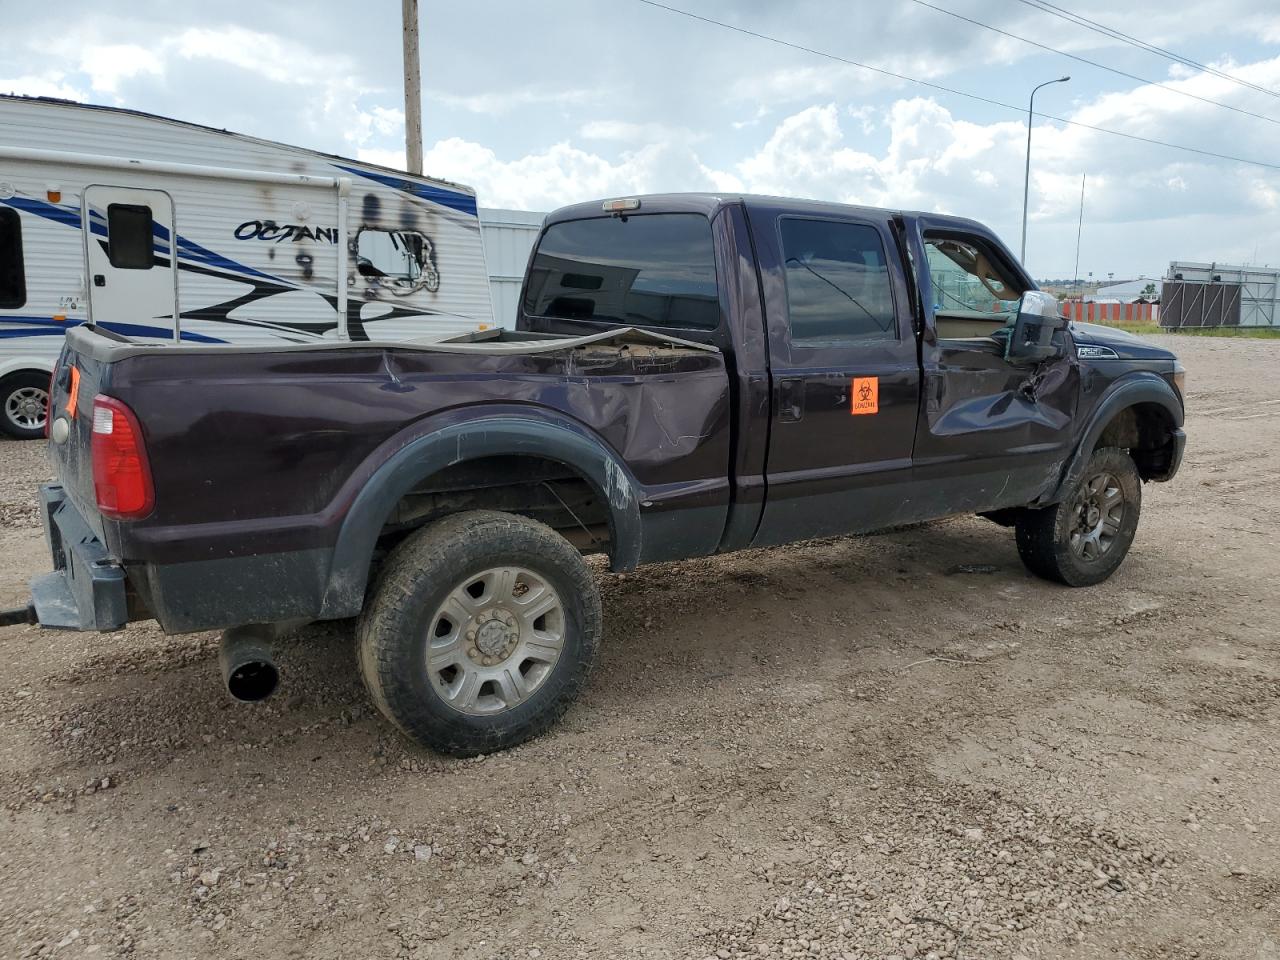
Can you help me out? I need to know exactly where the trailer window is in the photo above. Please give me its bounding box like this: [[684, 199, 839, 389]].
[[107, 204, 155, 270], [780, 218, 897, 342], [356, 229, 439, 293], [0, 209, 24, 308], [524, 214, 719, 329]]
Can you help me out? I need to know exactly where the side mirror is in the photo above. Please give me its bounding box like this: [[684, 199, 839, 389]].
[[1006, 290, 1067, 363]]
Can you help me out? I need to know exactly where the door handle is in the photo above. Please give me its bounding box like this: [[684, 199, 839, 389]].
[[925, 372, 944, 413], [93, 274, 106, 287], [779, 377, 804, 422]]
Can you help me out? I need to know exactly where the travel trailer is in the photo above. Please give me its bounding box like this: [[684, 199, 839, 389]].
[[0, 95, 495, 437]]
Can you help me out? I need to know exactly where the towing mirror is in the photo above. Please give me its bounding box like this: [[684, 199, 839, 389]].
[[1007, 290, 1067, 363]]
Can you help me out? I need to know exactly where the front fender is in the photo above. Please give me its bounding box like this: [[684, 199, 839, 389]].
[[317, 408, 643, 619], [1047, 372, 1185, 504]]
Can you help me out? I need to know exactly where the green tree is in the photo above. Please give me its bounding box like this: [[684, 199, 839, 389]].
[[1142, 282, 1157, 297]]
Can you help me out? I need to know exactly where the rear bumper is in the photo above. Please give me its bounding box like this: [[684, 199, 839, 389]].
[[31, 484, 128, 631]]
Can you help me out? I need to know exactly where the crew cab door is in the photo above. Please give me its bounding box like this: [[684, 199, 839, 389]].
[[83, 186, 178, 340], [903, 215, 1078, 513], [748, 202, 922, 546]]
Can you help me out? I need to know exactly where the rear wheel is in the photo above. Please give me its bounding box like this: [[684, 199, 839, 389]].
[[1015, 447, 1142, 586], [358, 510, 601, 756], [0, 372, 50, 440]]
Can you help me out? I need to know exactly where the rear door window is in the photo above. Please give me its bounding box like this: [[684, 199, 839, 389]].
[[0, 208, 24, 308], [523, 213, 719, 329], [106, 203, 155, 270], [779, 218, 898, 342]]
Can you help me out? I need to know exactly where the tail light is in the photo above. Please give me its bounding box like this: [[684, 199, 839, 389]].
[[91, 395, 154, 519]]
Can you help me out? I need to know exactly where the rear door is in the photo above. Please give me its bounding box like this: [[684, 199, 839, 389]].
[[83, 186, 177, 340], [747, 202, 922, 546]]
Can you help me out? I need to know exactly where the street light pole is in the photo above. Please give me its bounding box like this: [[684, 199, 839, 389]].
[[1021, 75, 1070, 265], [1072, 172, 1086, 297]]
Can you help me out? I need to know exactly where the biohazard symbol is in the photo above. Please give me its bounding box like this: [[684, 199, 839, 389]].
[[851, 376, 879, 415]]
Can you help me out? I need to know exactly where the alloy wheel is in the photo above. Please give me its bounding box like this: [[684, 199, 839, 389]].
[[1069, 471, 1124, 562], [5, 386, 48, 433], [425, 566, 566, 716]]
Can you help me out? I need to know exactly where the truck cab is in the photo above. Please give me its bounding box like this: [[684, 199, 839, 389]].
[[519, 194, 1183, 552]]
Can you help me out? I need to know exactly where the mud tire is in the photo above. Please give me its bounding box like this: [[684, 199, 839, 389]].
[[1015, 447, 1142, 587], [357, 510, 601, 757]]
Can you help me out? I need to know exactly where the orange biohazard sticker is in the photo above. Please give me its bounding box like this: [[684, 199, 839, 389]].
[[851, 376, 878, 415]]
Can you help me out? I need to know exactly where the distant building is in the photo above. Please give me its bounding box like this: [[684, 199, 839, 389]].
[[1093, 278, 1160, 304]]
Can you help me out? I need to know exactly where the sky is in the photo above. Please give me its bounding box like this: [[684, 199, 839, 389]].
[[3, 0, 1280, 279]]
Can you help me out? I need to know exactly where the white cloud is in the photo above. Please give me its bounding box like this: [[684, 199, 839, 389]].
[[0, 73, 87, 101], [77, 44, 163, 94], [431, 87, 598, 116], [579, 120, 701, 143]]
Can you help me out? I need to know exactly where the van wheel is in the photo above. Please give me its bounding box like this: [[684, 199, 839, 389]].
[[0, 372, 50, 440], [1015, 447, 1141, 587], [358, 510, 601, 757]]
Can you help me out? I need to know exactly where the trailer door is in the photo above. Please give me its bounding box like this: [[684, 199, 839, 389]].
[[83, 186, 178, 340]]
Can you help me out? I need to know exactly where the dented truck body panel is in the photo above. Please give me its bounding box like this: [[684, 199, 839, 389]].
[[33, 193, 1184, 636]]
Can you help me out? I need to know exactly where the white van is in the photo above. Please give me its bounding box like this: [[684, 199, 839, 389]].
[[0, 95, 495, 437]]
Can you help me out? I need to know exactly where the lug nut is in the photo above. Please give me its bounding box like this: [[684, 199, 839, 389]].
[[468, 647, 479, 658]]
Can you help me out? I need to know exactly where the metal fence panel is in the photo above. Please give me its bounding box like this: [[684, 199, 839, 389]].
[[1160, 280, 1243, 328]]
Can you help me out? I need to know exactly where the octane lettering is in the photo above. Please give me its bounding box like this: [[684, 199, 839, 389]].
[[233, 221, 338, 243]]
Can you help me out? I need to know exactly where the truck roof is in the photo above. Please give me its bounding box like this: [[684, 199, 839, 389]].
[[544, 192, 990, 235]]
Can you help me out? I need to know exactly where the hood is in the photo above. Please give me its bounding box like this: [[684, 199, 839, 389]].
[[1069, 321, 1176, 361]]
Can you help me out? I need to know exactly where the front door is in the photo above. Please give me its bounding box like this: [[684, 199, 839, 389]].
[[749, 205, 922, 546], [83, 186, 177, 340], [904, 215, 1078, 514]]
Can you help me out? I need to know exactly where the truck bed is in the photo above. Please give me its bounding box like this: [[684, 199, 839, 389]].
[[45, 324, 732, 633]]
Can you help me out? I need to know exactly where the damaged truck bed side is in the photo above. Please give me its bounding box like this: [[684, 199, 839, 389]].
[[28, 193, 1186, 756]]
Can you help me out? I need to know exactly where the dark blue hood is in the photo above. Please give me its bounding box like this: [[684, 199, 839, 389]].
[[1070, 321, 1176, 361]]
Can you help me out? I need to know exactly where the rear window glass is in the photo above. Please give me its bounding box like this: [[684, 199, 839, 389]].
[[780, 218, 897, 342], [523, 213, 719, 329], [107, 203, 155, 270], [0, 208, 24, 308]]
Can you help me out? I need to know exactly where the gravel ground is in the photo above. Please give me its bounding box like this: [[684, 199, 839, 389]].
[[0, 334, 1277, 960]]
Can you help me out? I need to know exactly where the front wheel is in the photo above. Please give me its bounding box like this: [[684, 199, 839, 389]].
[[1015, 447, 1142, 587], [358, 510, 601, 756], [0, 372, 50, 440]]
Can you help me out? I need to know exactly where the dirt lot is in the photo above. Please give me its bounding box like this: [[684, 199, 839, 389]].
[[1, 334, 1276, 960]]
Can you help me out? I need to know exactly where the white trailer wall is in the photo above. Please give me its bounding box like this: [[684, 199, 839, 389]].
[[479, 208, 545, 328]]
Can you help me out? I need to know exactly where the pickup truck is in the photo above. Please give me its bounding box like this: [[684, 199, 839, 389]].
[[17, 193, 1186, 756]]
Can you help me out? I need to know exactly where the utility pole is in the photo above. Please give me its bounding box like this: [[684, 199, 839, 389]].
[[1021, 75, 1070, 264], [402, 0, 423, 175], [1072, 173, 1086, 299]]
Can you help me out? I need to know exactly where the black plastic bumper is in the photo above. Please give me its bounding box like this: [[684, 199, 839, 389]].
[[30, 484, 128, 631]]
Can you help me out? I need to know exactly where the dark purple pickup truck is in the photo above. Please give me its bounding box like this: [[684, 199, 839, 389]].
[[18, 193, 1186, 755]]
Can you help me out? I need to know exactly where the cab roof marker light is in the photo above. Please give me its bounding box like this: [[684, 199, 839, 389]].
[[602, 198, 641, 213]]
